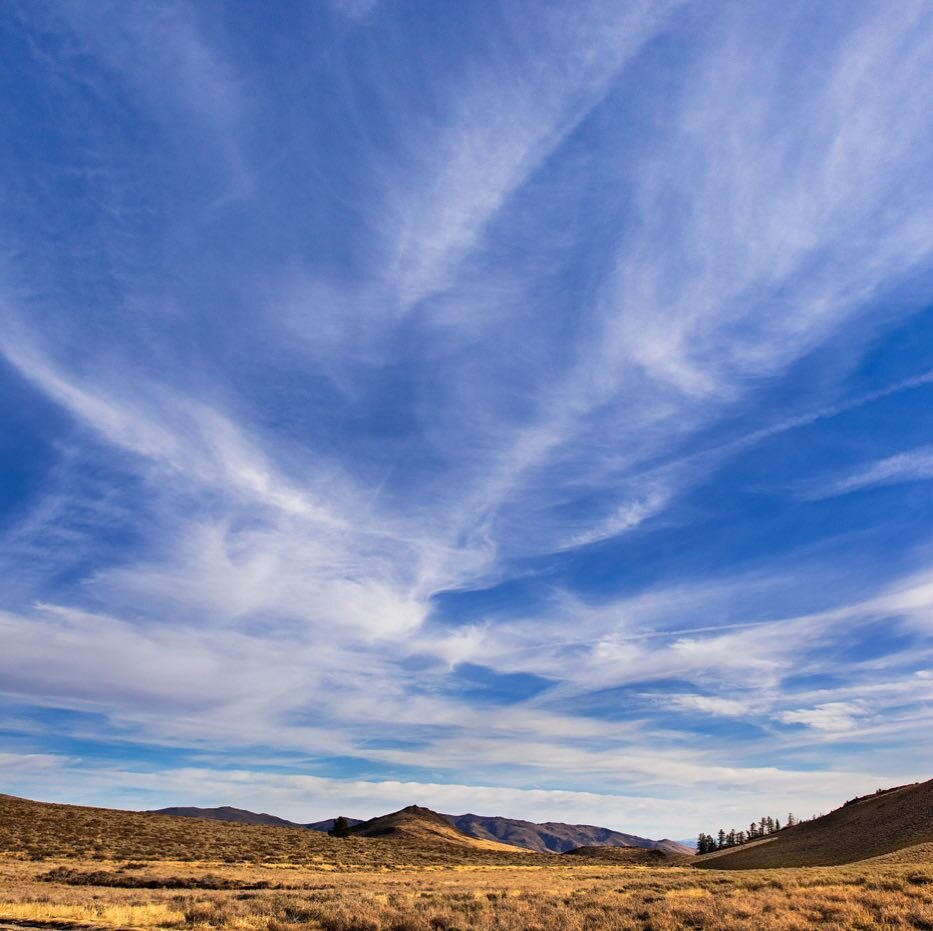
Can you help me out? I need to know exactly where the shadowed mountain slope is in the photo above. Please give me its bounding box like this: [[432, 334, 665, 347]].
[[445, 813, 693, 855], [563, 845, 691, 865], [305, 817, 364, 832], [696, 779, 933, 869], [151, 805, 303, 829], [151, 806, 364, 833], [349, 805, 527, 852]]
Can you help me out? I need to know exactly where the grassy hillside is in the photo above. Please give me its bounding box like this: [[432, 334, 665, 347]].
[[562, 845, 690, 865], [349, 805, 528, 852], [150, 805, 303, 828], [696, 779, 933, 869], [1, 791, 932, 929], [151, 806, 364, 833], [0, 794, 536, 867]]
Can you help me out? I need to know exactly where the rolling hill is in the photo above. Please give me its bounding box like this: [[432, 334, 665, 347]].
[[306, 816, 364, 832], [562, 845, 691, 865], [2, 793, 354, 863], [695, 778, 933, 869], [150, 806, 364, 833], [348, 805, 528, 852], [152, 805, 303, 828], [445, 812, 693, 855], [0, 794, 536, 866], [152, 803, 688, 855]]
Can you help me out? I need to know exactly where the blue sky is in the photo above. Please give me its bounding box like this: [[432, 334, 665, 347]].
[[1, 0, 932, 839]]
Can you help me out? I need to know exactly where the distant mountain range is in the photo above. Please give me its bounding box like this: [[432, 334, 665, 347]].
[[441, 813, 690, 855], [149, 804, 692, 855], [6, 778, 933, 873]]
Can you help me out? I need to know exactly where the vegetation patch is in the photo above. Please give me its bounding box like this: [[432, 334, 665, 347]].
[[40, 865, 276, 889]]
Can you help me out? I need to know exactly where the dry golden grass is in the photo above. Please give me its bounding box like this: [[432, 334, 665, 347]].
[[0, 854, 932, 930], [0, 898, 185, 927], [2, 793, 932, 929]]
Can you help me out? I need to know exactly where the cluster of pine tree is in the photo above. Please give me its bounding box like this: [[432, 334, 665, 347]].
[[329, 816, 351, 838], [696, 813, 797, 854]]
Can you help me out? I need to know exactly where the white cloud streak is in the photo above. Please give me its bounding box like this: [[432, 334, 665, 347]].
[[804, 444, 933, 499], [1, 0, 932, 835]]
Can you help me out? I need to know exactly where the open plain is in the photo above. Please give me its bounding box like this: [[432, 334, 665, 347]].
[[1, 847, 932, 930], [1, 793, 932, 931]]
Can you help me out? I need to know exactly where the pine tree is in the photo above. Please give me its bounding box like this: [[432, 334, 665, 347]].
[[786, 812, 796, 827], [727, 829, 737, 847], [329, 816, 351, 838], [717, 829, 726, 849], [737, 831, 746, 845], [774, 818, 781, 832]]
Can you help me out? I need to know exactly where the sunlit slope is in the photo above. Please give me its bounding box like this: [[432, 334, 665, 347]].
[[349, 805, 529, 853], [0, 794, 534, 865], [695, 780, 933, 869]]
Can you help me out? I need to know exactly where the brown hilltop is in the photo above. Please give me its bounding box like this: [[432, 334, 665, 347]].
[[695, 778, 933, 869], [563, 844, 690, 865], [152, 805, 302, 828], [349, 805, 529, 852]]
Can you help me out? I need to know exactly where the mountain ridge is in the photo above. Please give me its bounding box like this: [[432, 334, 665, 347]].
[[150, 803, 689, 854], [149, 806, 365, 832], [443, 812, 692, 855], [0, 794, 539, 866], [346, 804, 525, 852], [153, 805, 302, 829]]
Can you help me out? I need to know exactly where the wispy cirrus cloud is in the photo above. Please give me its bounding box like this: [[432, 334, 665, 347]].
[[778, 702, 868, 734], [377, 2, 682, 309], [802, 444, 933, 499], [1, 0, 932, 837]]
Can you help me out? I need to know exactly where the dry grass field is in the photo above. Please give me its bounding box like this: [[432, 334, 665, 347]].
[[1, 852, 932, 930], [1, 794, 932, 930]]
